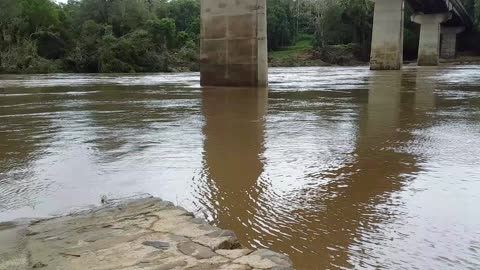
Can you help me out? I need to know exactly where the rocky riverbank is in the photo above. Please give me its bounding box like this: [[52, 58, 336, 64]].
[[0, 197, 292, 270]]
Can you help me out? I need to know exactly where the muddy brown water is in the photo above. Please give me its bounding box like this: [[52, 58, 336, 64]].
[[1, 66, 480, 269]]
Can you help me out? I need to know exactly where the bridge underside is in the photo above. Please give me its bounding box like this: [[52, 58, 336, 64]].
[[408, 0, 471, 26], [408, 0, 448, 13]]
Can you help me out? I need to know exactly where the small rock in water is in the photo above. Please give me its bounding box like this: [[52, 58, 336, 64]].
[[142, 241, 170, 250], [32, 262, 47, 268], [100, 195, 108, 205]]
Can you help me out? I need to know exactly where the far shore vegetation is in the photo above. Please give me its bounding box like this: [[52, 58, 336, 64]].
[[1, 0, 480, 74]]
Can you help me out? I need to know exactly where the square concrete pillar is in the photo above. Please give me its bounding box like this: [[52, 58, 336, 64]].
[[412, 13, 451, 66], [440, 26, 465, 59], [370, 0, 405, 70], [200, 0, 268, 87]]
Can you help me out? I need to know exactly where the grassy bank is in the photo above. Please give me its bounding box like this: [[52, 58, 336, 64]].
[[269, 34, 326, 67], [268, 34, 367, 67]]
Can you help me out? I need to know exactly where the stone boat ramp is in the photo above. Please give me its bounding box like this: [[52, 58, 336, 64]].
[[0, 197, 293, 270]]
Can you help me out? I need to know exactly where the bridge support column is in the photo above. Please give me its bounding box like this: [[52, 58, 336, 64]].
[[412, 13, 451, 66], [200, 0, 268, 87], [370, 0, 404, 70], [440, 26, 465, 59]]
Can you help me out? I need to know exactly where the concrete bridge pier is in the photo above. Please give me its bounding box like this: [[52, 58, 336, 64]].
[[412, 13, 451, 66], [440, 26, 465, 59], [370, 0, 405, 70], [200, 0, 268, 87]]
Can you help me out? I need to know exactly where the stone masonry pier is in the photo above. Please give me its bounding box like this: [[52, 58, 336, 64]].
[[200, 0, 268, 87], [0, 197, 292, 270]]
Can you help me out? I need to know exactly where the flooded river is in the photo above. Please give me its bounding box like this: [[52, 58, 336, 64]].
[[1, 66, 480, 269]]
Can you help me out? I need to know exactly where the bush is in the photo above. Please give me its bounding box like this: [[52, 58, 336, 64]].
[[315, 44, 364, 65], [0, 39, 62, 74], [31, 30, 66, 59]]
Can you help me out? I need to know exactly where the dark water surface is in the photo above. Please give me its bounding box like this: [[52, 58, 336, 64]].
[[1, 66, 480, 269]]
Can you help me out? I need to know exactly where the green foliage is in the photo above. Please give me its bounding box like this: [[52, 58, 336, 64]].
[[403, 7, 420, 60], [268, 0, 374, 60], [20, 0, 61, 33], [465, 0, 475, 19], [476, 0, 480, 29], [0, 0, 21, 26], [0, 0, 200, 73], [311, 0, 345, 48], [31, 30, 66, 59], [146, 18, 176, 49], [0, 39, 61, 73], [166, 0, 200, 33], [270, 34, 313, 59], [267, 0, 296, 50], [1, 0, 478, 73], [100, 29, 168, 72]]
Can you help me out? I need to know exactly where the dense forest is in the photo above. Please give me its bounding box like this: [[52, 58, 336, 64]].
[[0, 0, 479, 74]]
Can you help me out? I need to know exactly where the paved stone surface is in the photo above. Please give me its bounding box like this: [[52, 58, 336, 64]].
[[0, 197, 293, 270]]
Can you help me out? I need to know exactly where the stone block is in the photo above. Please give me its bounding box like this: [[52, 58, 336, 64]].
[[216, 249, 253, 259], [177, 241, 217, 259]]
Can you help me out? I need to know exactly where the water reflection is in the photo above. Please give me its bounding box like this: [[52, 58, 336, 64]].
[[197, 88, 268, 238], [1, 67, 480, 269], [415, 70, 436, 110], [0, 87, 61, 211], [195, 71, 436, 269], [285, 71, 424, 269]]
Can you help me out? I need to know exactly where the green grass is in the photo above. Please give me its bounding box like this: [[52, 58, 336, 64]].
[[269, 34, 314, 59], [268, 34, 319, 67]]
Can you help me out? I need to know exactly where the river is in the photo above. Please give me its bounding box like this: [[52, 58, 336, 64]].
[[1, 66, 479, 269]]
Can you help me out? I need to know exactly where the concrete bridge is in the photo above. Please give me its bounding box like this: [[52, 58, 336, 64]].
[[371, 0, 472, 69], [199, 0, 473, 87]]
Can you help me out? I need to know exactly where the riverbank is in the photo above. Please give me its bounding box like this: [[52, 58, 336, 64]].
[[440, 55, 480, 65], [268, 37, 368, 67], [0, 197, 292, 270]]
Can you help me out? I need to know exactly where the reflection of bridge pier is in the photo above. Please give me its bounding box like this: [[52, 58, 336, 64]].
[[342, 69, 439, 267], [199, 88, 268, 237], [267, 71, 424, 268], [364, 71, 402, 137], [195, 71, 440, 268], [415, 70, 436, 110], [285, 70, 437, 268], [301, 70, 435, 268]]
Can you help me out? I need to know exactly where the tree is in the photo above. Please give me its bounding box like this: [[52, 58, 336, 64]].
[[20, 0, 61, 33], [476, 0, 480, 29], [267, 0, 296, 50], [146, 18, 176, 49], [309, 0, 345, 48], [166, 0, 199, 33], [0, 0, 21, 44]]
